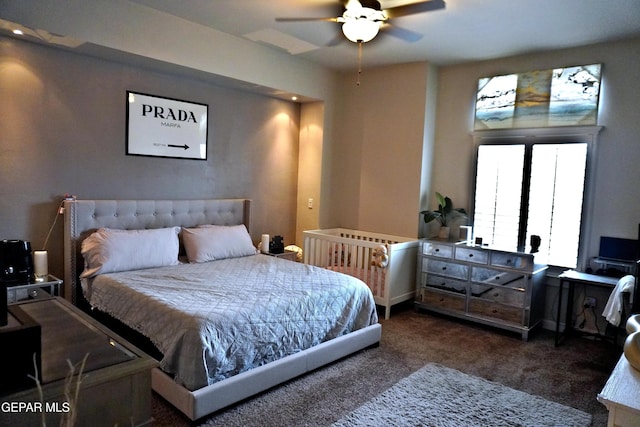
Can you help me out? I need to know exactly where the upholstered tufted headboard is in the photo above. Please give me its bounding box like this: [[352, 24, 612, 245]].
[[63, 199, 251, 305]]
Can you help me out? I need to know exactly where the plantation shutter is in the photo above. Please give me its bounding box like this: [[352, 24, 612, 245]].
[[473, 142, 588, 268]]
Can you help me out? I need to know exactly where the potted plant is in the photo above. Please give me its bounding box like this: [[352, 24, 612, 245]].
[[420, 192, 467, 239]]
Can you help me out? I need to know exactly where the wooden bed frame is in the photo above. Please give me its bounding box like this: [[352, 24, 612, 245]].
[[62, 198, 382, 421]]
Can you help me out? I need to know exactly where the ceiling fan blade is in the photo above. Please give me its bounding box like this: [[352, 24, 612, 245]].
[[381, 24, 423, 43], [325, 32, 346, 47], [384, 0, 445, 19], [275, 17, 340, 22]]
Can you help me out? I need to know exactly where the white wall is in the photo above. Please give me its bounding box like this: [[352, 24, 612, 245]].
[[0, 0, 336, 101], [296, 102, 324, 244], [330, 62, 436, 238]]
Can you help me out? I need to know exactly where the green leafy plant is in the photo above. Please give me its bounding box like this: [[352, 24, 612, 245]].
[[420, 192, 467, 227]]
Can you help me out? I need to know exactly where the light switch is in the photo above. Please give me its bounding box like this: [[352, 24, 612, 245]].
[[307, 198, 313, 209]]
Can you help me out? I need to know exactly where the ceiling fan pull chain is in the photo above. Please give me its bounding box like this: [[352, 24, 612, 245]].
[[357, 40, 363, 86]]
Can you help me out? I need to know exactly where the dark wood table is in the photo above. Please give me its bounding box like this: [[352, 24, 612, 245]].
[[0, 297, 157, 427]]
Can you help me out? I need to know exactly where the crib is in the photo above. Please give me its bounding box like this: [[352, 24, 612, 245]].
[[303, 228, 419, 319]]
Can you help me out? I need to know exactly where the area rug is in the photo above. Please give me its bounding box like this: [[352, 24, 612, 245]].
[[332, 363, 592, 427]]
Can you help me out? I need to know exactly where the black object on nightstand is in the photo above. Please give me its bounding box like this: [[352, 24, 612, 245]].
[[269, 235, 285, 254]]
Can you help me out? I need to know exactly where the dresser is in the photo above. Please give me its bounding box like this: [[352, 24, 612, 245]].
[[415, 239, 547, 340], [0, 297, 157, 427]]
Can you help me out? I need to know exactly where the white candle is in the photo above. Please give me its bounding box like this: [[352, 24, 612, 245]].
[[460, 226, 473, 245], [34, 250, 48, 281], [261, 234, 270, 253]]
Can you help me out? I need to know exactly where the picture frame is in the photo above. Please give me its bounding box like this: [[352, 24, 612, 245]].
[[474, 63, 602, 130], [126, 91, 208, 160]]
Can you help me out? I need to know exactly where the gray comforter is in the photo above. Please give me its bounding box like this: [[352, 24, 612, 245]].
[[82, 254, 378, 390]]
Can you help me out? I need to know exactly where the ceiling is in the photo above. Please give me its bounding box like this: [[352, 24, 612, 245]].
[[124, 0, 640, 70]]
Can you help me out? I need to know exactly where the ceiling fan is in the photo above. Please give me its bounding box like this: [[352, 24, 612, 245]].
[[275, 0, 445, 84], [275, 0, 445, 45]]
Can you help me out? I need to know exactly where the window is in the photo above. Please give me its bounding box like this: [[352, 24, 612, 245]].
[[472, 131, 595, 268]]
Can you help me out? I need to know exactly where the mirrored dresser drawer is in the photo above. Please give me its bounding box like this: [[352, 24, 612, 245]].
[[415, 239, 547, 341]]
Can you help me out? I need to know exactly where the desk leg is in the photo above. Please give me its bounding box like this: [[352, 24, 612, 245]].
[[566, 280, 576, 341], [555, 279, 565, 346]]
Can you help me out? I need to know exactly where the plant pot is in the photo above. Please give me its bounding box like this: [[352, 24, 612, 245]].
[[438, 226, 450, 239]]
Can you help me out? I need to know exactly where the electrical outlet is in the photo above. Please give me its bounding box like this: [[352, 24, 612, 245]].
[[584, 296, 597, 308]]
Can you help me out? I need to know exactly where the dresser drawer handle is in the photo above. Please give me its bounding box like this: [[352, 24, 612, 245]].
[[442, 266, 447, 271], [435, 248, 440, 252]]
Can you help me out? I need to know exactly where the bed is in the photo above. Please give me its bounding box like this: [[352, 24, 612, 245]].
[[63, 199, 381, 421], [303, 228, 419, 319]]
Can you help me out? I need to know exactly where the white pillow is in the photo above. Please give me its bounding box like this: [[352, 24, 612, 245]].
[[182, 225, 257, 263], [80, 227, 180, 278]]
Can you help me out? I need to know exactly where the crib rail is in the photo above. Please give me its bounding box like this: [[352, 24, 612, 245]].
[[303, 228, 419, 319], [304, 228, 414, 246], [304, 231, 386, 300]]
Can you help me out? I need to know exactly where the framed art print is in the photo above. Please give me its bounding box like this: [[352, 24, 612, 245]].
[[126, 91, 208, 160], [474, 64, 601, 130]]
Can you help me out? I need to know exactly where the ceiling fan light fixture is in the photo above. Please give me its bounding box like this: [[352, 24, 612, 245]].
[[341, 17, 380, 43]]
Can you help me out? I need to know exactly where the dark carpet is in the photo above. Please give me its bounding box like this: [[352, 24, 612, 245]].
[[151, 304, 621, 426]]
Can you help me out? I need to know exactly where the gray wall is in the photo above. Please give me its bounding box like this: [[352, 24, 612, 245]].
[[0, 37, 301, 279]]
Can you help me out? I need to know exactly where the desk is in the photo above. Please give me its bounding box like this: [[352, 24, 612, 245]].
[[555, 270, 619, 347]]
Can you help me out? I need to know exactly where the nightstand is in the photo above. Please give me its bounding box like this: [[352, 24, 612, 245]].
[[0, 297, 157, 427], [266, 250, 298, 262], [6, 274, 62, 304]]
